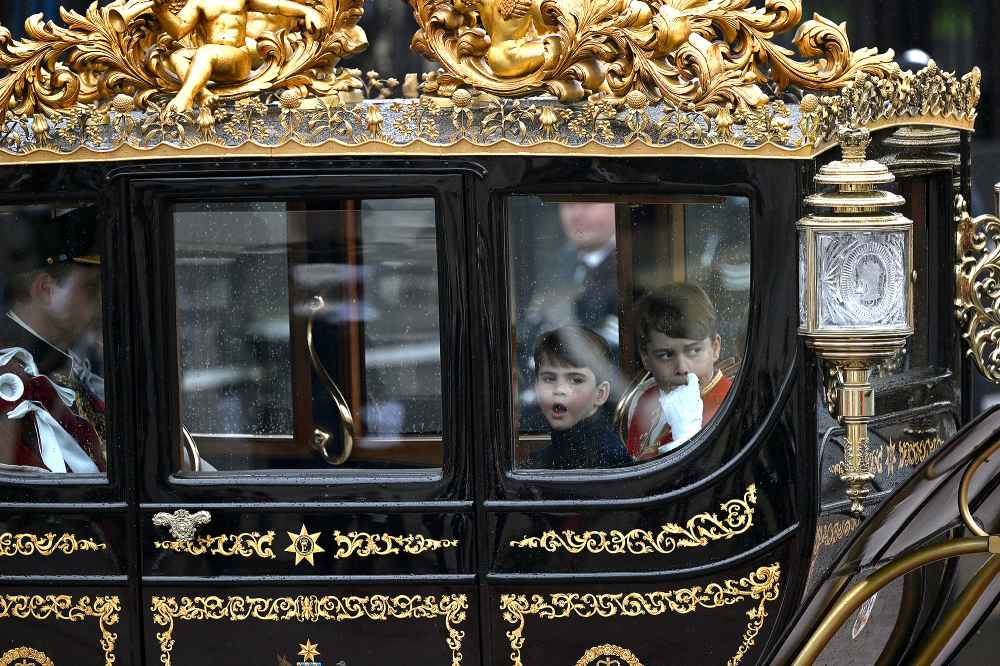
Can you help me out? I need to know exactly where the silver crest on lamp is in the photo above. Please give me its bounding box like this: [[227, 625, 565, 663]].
[[798, 127, 915, 515]]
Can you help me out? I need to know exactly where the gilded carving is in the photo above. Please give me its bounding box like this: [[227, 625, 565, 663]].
[[330, 531, 459, 558], [0, 0, 366, 119], [956, 193, 1000, 383], [500, 563, 780, 666], [150, 593, 468, 665], [509, 485, 755, 555], [0, 647, 54, 666], [0, 532, 107, 557], [828, 436, 944, 482], [0, 595, 120, 666], [575, 644, 644, 666], [154, 530, 276, 558], [409, 0, 896, 106]]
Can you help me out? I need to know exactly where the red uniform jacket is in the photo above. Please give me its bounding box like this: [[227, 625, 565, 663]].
[[625, 372, 733, 461]]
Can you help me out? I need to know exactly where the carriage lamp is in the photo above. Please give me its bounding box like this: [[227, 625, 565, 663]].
[[798, 127, 914, 516]]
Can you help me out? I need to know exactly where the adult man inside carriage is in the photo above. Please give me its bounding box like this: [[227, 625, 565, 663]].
[[0, 206, 107, 473], [149, 0, 328, 114]]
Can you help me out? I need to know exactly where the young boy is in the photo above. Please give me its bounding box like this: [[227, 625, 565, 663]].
[[526, 326, 631, 469], [626, 284, 733, 461]]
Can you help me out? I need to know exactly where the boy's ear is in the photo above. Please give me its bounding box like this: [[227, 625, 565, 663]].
[[594, 380, 611, 406], [711, 335, 721, 362]]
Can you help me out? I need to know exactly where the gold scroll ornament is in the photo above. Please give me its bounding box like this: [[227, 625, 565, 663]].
[[0, 0, 367, 119], [0, 532, 106, 556], [155, 531, 277, 558], [0, 595, 120, 666], [509, 484, 755, 555], [151, 593, 468, 666], [410, 0, 896, 104], [501, 563, 780, 666], [331, 531, 459, 558], [956, 192, 1000, 383]]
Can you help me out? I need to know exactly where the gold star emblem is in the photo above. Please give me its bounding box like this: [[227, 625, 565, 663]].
[[285, 525, 324, 566], [298, 639, 321, 663]]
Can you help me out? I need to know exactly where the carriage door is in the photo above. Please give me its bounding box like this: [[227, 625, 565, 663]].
[[128, 171, 477, 665]]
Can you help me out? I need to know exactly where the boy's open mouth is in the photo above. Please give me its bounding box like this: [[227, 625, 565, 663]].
[[551, 402, 568, 416]]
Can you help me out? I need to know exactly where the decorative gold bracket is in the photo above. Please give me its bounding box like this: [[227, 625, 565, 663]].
[[956, 187, 1000, 383], [152, 509, 211, 541]]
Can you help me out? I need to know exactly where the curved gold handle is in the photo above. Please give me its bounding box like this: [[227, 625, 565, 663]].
[[306, 295, 355, 465], [152, 509, 211, 542], [180, 425, 202, 473]]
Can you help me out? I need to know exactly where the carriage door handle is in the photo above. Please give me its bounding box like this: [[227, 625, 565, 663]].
[[152, 509, 212, 542]]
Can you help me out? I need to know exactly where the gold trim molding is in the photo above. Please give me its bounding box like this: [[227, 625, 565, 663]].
[[500, 563, 780, 666], [154, 531, 276, 559], [956, 193, 1000, 383], [150, 593, 467, 666], [0, 532, 107, 557], [509, 485, 755, 555], [331, 531, 459, 558], [0, 595, 120, 666]]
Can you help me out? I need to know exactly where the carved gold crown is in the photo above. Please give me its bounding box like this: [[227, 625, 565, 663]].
[[0, 0, 981, 163]]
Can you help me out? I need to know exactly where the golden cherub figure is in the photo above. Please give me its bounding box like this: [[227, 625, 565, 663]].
[[150, 0, 327, 113], [473, 0, 559, 78]]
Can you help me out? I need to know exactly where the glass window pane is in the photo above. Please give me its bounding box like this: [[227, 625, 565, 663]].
[[0, 204, 107, 475], [174, 199, 443, 473], [510, 196, 751, 469]]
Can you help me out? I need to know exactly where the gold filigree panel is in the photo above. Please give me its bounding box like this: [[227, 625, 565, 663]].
[[509, 485, 755, 555], [500, 563, 780, 666], [956, 194, 1000, 383], [331, 531, 459, 558], [0, 532, 106, 557], [150, 593, 468, 666], [409, 0, 894, 105], [0, 595, 120, 666], [154, 531, 276, 559], [0, 63, 978, 162]]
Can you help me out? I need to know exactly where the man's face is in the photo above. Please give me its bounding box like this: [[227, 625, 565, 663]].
[[558, 203, 616, 254], [42, 265, 102, 347], [535, 360, 610, 431], [640, 331, 721, 390]]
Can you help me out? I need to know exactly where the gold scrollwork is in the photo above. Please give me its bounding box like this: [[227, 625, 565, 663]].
[[154, 531, 276, 558], [330, 531, 459, 558], [150, 593, 467, 666], [0, 595, 120, 666], [0, 532, 107, 557], [409, 0, 895, 106], [509, 485, 755, 555], [575, 644, 644, 666], [0, 646, 54, 666], [500, 563, 780, 666], [956, 193, 1000, 383]]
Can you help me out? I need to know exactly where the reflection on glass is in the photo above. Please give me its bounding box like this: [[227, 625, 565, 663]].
[[511, 196, 751, 469], [0, 205, 107, 474], [174, 199, 442, 472]]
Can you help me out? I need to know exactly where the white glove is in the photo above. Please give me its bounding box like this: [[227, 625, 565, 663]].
[[657, 373, 703, 450]]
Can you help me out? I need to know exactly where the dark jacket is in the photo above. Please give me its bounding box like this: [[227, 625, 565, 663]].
[[527, 413, 631, 470]]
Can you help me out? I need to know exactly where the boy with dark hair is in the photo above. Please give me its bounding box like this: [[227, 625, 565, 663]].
[[526, 326, 631, 469], [626, 284, 733, 460]]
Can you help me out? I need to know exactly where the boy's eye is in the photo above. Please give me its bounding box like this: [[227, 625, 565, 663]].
[[571, 376, 585, 384]]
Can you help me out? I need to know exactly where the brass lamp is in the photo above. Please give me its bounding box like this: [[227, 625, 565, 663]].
[[799, 127, 914, 515]]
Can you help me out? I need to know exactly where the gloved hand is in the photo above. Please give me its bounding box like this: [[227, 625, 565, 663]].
[[657, 373, 704, 451]]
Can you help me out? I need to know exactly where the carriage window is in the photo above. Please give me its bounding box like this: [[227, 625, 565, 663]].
[[0, 204, 108, 476], [511, 196, 751, 469], [173, 199, 443, 472]]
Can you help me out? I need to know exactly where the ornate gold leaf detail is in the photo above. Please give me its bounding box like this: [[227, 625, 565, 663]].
[[0, 595, 120, 666], [0, 646, 54, 666], [154, 531, 276, 559], [150, 593, 467, 666], [575, 644, 643, 666], [0, 0, 367, 119], [509, 485, 755, 555], [409, 0, 895, 106], [330, 531, 459, 558], [956, 193, 1000, 382], [500, 564, 780, 666], [0, 532, 107, 557]]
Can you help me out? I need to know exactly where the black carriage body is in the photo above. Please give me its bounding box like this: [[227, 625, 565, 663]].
[[0, 145, 969, 665]]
